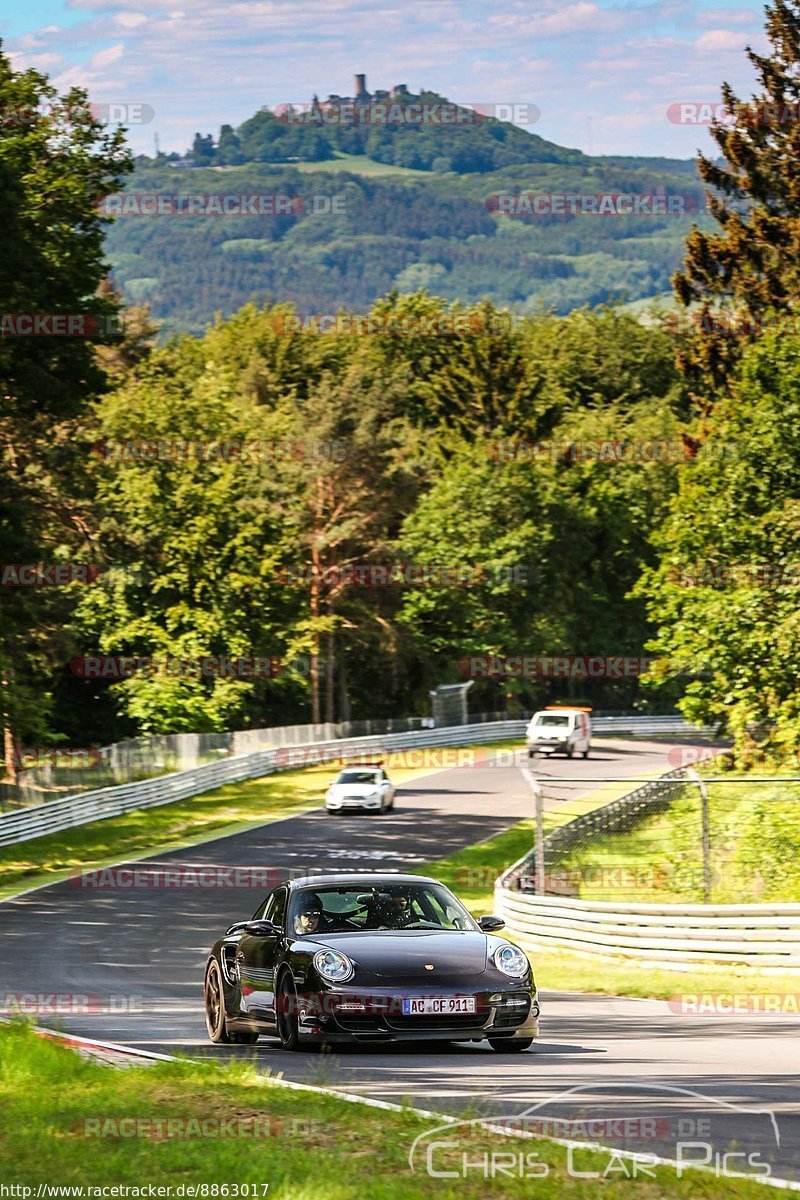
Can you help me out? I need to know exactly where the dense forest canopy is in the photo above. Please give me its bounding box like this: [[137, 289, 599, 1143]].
[[102, 80, 711, 336], [2, 2, 800, 765]]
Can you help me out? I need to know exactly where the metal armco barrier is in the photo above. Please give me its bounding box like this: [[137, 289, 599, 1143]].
[[495, 767, 800, 967], [0, 714, 710, 848], [0, 720, 524, 847], [494, 886, 800, 967]]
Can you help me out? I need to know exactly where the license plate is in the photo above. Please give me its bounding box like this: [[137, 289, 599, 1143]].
[[401, 996, 476, 1015]]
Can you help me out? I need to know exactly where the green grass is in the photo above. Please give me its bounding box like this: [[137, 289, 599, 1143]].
[[424, 773, 662, 915], [294, 152, 431, 177], [0, 769, 322, 901], [0, 1021, 771, 1197], [548, 774, 800, 903], [0, 741, 523, 901], [427, 813, 800, 1000]]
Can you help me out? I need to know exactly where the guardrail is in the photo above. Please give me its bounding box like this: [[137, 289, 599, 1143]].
[[494, 883, 800, 968], [495, 768, 800, 968], [591, 715, 716, 737], [1, 709, 714, 813], [0, 720, 526, 847], [0, 714, 713, 849]]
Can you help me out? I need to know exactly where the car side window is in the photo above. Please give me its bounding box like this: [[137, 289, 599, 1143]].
[[256, 886, 287, 926], [253, 891, 273, 920], [269, 887, 287, 930]]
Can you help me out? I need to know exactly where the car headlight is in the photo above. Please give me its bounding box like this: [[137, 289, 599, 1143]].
[[313, 949, 354, 983], [492, 943, 529, 978]]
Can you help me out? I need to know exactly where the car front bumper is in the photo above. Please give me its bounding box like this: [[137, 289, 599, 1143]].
[[294, 985, 540, 1042], [528, 740, 568, 753], [326, 796, 384, 810]]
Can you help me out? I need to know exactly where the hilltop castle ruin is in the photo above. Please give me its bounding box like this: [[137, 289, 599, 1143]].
[[309, 74, 416, 119]]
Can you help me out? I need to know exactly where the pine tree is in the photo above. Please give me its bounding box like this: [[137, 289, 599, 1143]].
[[673, 0, 800, 403]]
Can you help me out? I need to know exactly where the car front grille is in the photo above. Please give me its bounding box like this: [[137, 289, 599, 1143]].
[[384, 1008, 490, 1031]]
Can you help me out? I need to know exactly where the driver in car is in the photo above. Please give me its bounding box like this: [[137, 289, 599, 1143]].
[[385, 888, 414, 928], [293, 893, 334, 935]]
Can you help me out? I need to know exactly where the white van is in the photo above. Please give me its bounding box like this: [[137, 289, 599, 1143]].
[[526, 707, 591, 759]]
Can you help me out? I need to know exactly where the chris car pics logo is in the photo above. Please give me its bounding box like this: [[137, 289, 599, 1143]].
[[408, 1085, 779, 1182]]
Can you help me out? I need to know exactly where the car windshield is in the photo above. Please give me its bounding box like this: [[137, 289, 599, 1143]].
[[535, 714, 570, 727], [289, 883, 478, 935], [336, 770, 380, 785]]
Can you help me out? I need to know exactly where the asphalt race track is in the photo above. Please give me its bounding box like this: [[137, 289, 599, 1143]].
[[2, 738, 799, 1184]]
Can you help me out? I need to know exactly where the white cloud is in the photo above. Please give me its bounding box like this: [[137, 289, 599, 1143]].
[[8, 50, 63, 69], [5, 0, 768, 159], [694, 29, 748, 53], [91, 42, 125, 68], [696, 8, 760, 27], [115, 12, 148, 28]]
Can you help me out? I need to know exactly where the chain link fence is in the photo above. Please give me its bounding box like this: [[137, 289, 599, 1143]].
[[1, 711, 520, 813], [519, 768, 800, 904]]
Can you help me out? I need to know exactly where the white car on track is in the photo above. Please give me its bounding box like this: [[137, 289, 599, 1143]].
[[325, 763, 396, 814], [526, 706, 591, 758]]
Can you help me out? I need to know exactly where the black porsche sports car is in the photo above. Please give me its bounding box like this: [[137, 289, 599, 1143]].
[[204, 872, 539, 1051]]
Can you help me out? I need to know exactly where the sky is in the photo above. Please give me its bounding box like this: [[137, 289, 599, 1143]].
[[0, 0, 769, 159]]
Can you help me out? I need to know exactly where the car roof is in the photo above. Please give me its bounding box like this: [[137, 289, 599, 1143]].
[[532, 708, 581, 715], [286, 873, 438, 890]]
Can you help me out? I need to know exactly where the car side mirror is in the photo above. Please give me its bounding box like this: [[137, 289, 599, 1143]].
[[242, 919, 280, 937], [478, 915, 505, 932]]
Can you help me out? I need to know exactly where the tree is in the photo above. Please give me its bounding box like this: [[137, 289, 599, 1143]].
[[217, 124, 243, 166], [256, 350, 423, 723], [0, 46, 131, 770], [673, 0, 800, 401], [191, 132, 215, 163], [635, 330, 800, 756]]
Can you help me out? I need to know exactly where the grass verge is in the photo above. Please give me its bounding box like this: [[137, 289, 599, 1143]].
[[0, 742, 520, 901], [427, 817, 800, 999], [550, 773, 800, 904], [0, 1021, 771, 1197]]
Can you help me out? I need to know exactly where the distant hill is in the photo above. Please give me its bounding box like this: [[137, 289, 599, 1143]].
[[105, 81, 709, 336]]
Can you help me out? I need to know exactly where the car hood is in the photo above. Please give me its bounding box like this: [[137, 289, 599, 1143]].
[[328, 783, 377, 796], [309, 930, 489, 979]]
